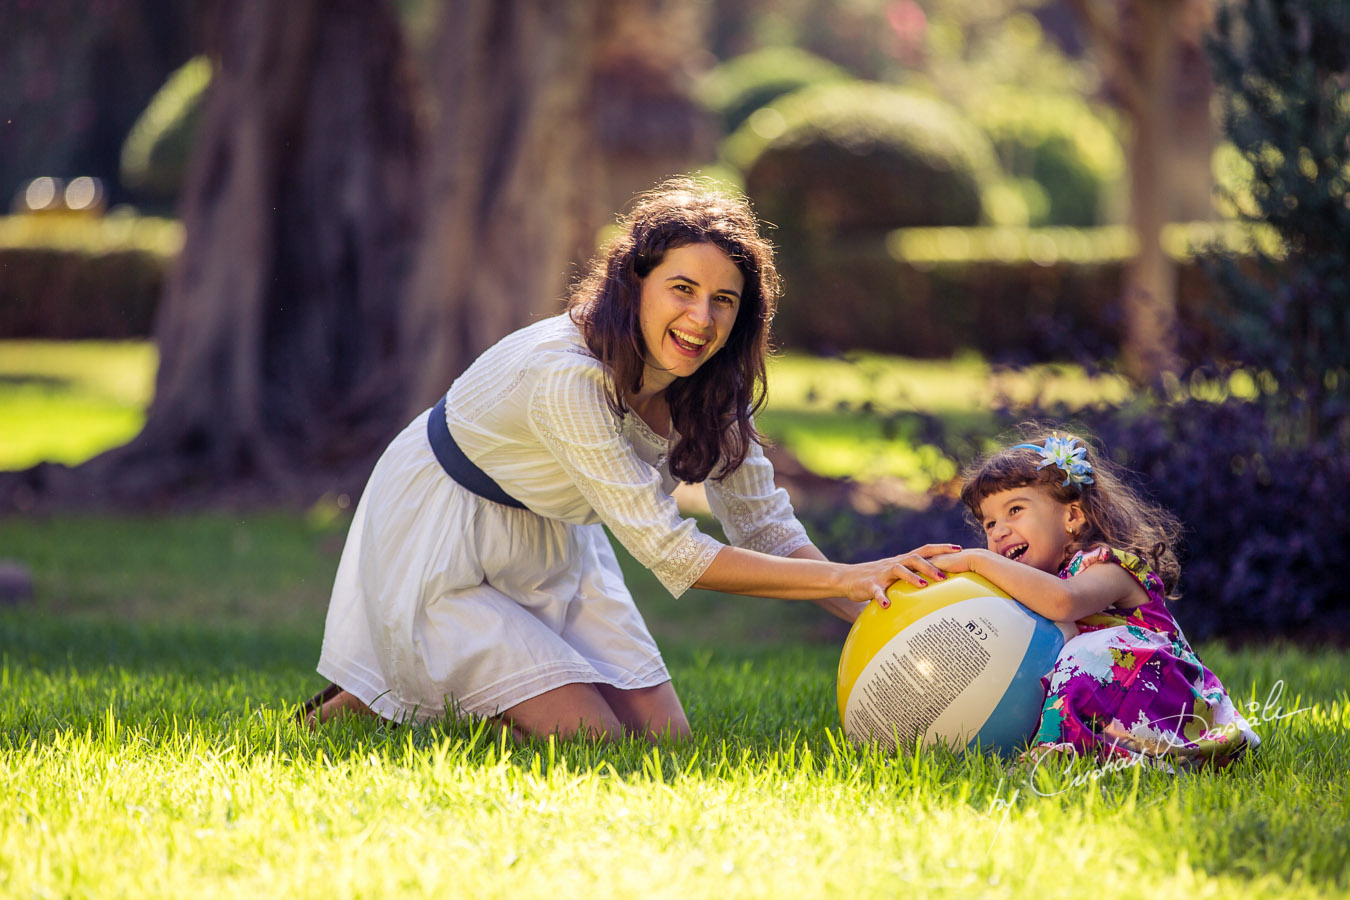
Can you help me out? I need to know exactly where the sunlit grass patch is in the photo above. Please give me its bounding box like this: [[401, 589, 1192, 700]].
[[0, 340, 156, 468], [759, 351, 1130, 487], [2, 604, 1346, 899], [1, 510, 1346, 899]]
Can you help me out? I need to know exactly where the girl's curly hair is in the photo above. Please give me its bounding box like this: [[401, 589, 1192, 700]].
[[959, 422, 1184, 597]]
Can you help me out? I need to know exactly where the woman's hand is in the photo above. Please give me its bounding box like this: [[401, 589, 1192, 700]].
[[841, 544, 962, 608], [694, 543, 962, 612]]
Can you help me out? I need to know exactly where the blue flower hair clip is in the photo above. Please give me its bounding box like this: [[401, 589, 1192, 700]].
[[1014, 434, 1095, 487]]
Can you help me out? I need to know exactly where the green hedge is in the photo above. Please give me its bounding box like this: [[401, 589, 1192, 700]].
[[2, 212, 1270, 365], [0, 214, 181, 339], [728, 82, 1005, 233], [695, 46, 851, 136], [965, 88, 1125, 227], [771, 222, 1274, 360]]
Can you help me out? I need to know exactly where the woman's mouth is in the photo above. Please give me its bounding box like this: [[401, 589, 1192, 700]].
[[670, 328, 709, 356]]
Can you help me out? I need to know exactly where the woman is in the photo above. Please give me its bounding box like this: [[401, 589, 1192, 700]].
[[308, 178, 950, 740]]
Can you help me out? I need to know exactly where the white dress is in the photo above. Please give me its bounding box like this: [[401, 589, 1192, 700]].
[[317, 314, 812, 723]]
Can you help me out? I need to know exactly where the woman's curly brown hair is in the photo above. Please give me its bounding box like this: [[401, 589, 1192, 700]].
[[567, 177, 780, 483], [959, 422, 1184, 598]]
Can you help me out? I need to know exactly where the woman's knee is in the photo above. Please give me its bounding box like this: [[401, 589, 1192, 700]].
[[498, 682, 625, 741], [599, 681, 691, 741]]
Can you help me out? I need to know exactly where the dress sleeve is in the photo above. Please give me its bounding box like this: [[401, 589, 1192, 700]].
[[704, 432, 813, 558], [527, 355, 722, 597]]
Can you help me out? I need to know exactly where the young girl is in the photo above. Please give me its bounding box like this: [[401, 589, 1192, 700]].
[[304, 178, 948, 740], [932, 427, 1258, 767]]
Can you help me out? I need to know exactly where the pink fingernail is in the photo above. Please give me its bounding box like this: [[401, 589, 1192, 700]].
[[918, 579, 929, 587]]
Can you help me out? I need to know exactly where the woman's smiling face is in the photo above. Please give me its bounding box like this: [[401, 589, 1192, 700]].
[[636, 242, 744, 394]]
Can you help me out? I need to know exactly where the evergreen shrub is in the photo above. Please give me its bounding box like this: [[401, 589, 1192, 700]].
[[966, 89, 1125, 227], [1206, 0, 1350, 442], [772, 223, 1267, 361], [727, 82, 1005, 236], [695, 46, 850, 137]]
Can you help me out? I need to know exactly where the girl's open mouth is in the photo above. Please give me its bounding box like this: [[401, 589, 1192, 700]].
[[1003, 543, 1029, 561]]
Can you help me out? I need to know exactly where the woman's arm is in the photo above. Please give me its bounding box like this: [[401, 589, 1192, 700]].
[[694, 543, 957, 608], [785, 544, 867, 623], [931, 548, 1147, 621]]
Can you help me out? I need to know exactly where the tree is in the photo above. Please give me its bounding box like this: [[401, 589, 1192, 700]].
[[1067, 0, 1216, 385], [401, 0, 711, 411], [2, 0, 619, 510], [400, 0, 605, 413]]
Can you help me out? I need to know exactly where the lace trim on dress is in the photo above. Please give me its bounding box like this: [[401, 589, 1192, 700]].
[[651, 533, 722, 597], [742, 522, 813, 558]]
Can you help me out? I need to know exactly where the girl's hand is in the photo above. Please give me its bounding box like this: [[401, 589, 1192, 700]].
[[845, 544, 962, 608], [931, 548, 990, 574]]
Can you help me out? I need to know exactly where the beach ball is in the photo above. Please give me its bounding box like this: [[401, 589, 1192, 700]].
[[837, 572, 1076, 754]]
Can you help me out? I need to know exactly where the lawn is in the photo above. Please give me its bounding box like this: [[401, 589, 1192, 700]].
[[0, 339, 1129, 487], [0, 340, 156, 469], [2, 343, 1347, 898]]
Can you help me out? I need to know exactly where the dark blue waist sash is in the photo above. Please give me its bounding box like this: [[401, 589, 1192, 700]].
[[426, 395, 527, 509]]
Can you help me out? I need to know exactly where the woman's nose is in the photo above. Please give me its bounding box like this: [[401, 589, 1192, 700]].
[[686, 295, 713, 326]]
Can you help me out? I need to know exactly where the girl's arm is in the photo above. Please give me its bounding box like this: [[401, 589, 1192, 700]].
[[695, 543, 957, 609], [931, 548, 1147, 622]]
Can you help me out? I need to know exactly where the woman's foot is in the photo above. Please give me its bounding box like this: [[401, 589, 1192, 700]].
[[301, 685, 381, 727]]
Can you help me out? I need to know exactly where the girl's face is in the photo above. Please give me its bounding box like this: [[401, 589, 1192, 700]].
[[636, 242, 743, 394], [978, 485, 1085, 574]]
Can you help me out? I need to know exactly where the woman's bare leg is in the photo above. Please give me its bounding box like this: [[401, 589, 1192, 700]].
[[598, 681, 691, 741], [497, 683, 626, 741]]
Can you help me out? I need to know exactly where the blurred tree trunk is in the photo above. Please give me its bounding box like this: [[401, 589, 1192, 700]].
[[3, 0, 423, 508], [401, 0, 604, 413], [1, 0, 640, 511], [1069, 0, 1216, 385]]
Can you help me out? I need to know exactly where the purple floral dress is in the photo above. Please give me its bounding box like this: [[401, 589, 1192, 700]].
[[1032, 548, 1259, 767]]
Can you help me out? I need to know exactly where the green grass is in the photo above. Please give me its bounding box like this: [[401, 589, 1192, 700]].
[[2, 343, 1345, 897], [756, 351, 1129, 489], [0, 340, 157, 469], [0, 340, 1129, 490], [2, 513, 1348, 899]]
